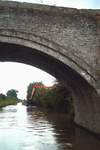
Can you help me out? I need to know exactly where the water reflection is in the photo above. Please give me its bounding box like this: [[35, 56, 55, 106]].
[[75, 127, 100, 150], [0, 103, 100, 150], [30, 109, 74, 148]]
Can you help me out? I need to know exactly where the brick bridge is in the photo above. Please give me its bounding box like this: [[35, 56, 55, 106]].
[[0, 1, 100, 134]]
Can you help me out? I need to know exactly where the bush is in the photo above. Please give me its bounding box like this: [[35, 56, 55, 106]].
[[26, 81, 74, 120]]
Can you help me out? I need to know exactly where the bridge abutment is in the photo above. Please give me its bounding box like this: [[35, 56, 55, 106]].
[[72, 81, 100, 134]]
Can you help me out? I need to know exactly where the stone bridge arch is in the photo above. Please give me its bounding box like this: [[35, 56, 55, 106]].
[[0, 1, 100, 134], [0, 33, 100, 135], [0, 29, 96, 83]]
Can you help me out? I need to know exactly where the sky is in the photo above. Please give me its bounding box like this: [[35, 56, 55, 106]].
[[0, 0, 100, 99], [9, 0, 100, 9], [0, 62, 55, 99]]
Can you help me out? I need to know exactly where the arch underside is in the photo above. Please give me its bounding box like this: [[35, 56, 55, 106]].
[[0, 31, 95, 89], [0, 35, 100, 135], [0, 30, 97, 85], [0, 41, 90, 87]]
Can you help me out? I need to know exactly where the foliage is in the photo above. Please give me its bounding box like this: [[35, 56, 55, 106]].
[[26, 81, 74, 119], [27, 83, 34, 100], [26, 82, 47, 105], [27, 82, 45, 100], [0, 89, 19, 108], [0, 93, 6, 100], [0, 95, 18, 108], [6, 89, 18, 99], [0, 98, 18, 108], [40, 81, 73, 113]]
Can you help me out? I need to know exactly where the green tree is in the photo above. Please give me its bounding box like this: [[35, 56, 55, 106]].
[[27, 82, 34, 100], [27, 82, 44, 100], [26, 81, 74, 119], [7, 89, 18, 99], [0, 93, 6, 100], [26, 81, 47, 105]]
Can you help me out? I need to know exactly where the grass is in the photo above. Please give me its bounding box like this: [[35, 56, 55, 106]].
[[0, 98, 18, 108]]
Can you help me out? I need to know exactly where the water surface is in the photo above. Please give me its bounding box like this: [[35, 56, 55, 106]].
[[0, 103, 100, 150]]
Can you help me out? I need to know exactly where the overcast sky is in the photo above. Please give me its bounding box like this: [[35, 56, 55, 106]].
[[0, 0, 100, 99], [10, 0, 100, 9], [0, 62, 55, 99]]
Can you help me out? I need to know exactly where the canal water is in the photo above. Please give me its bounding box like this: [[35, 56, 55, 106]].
[[0, 103, 100, 150]]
